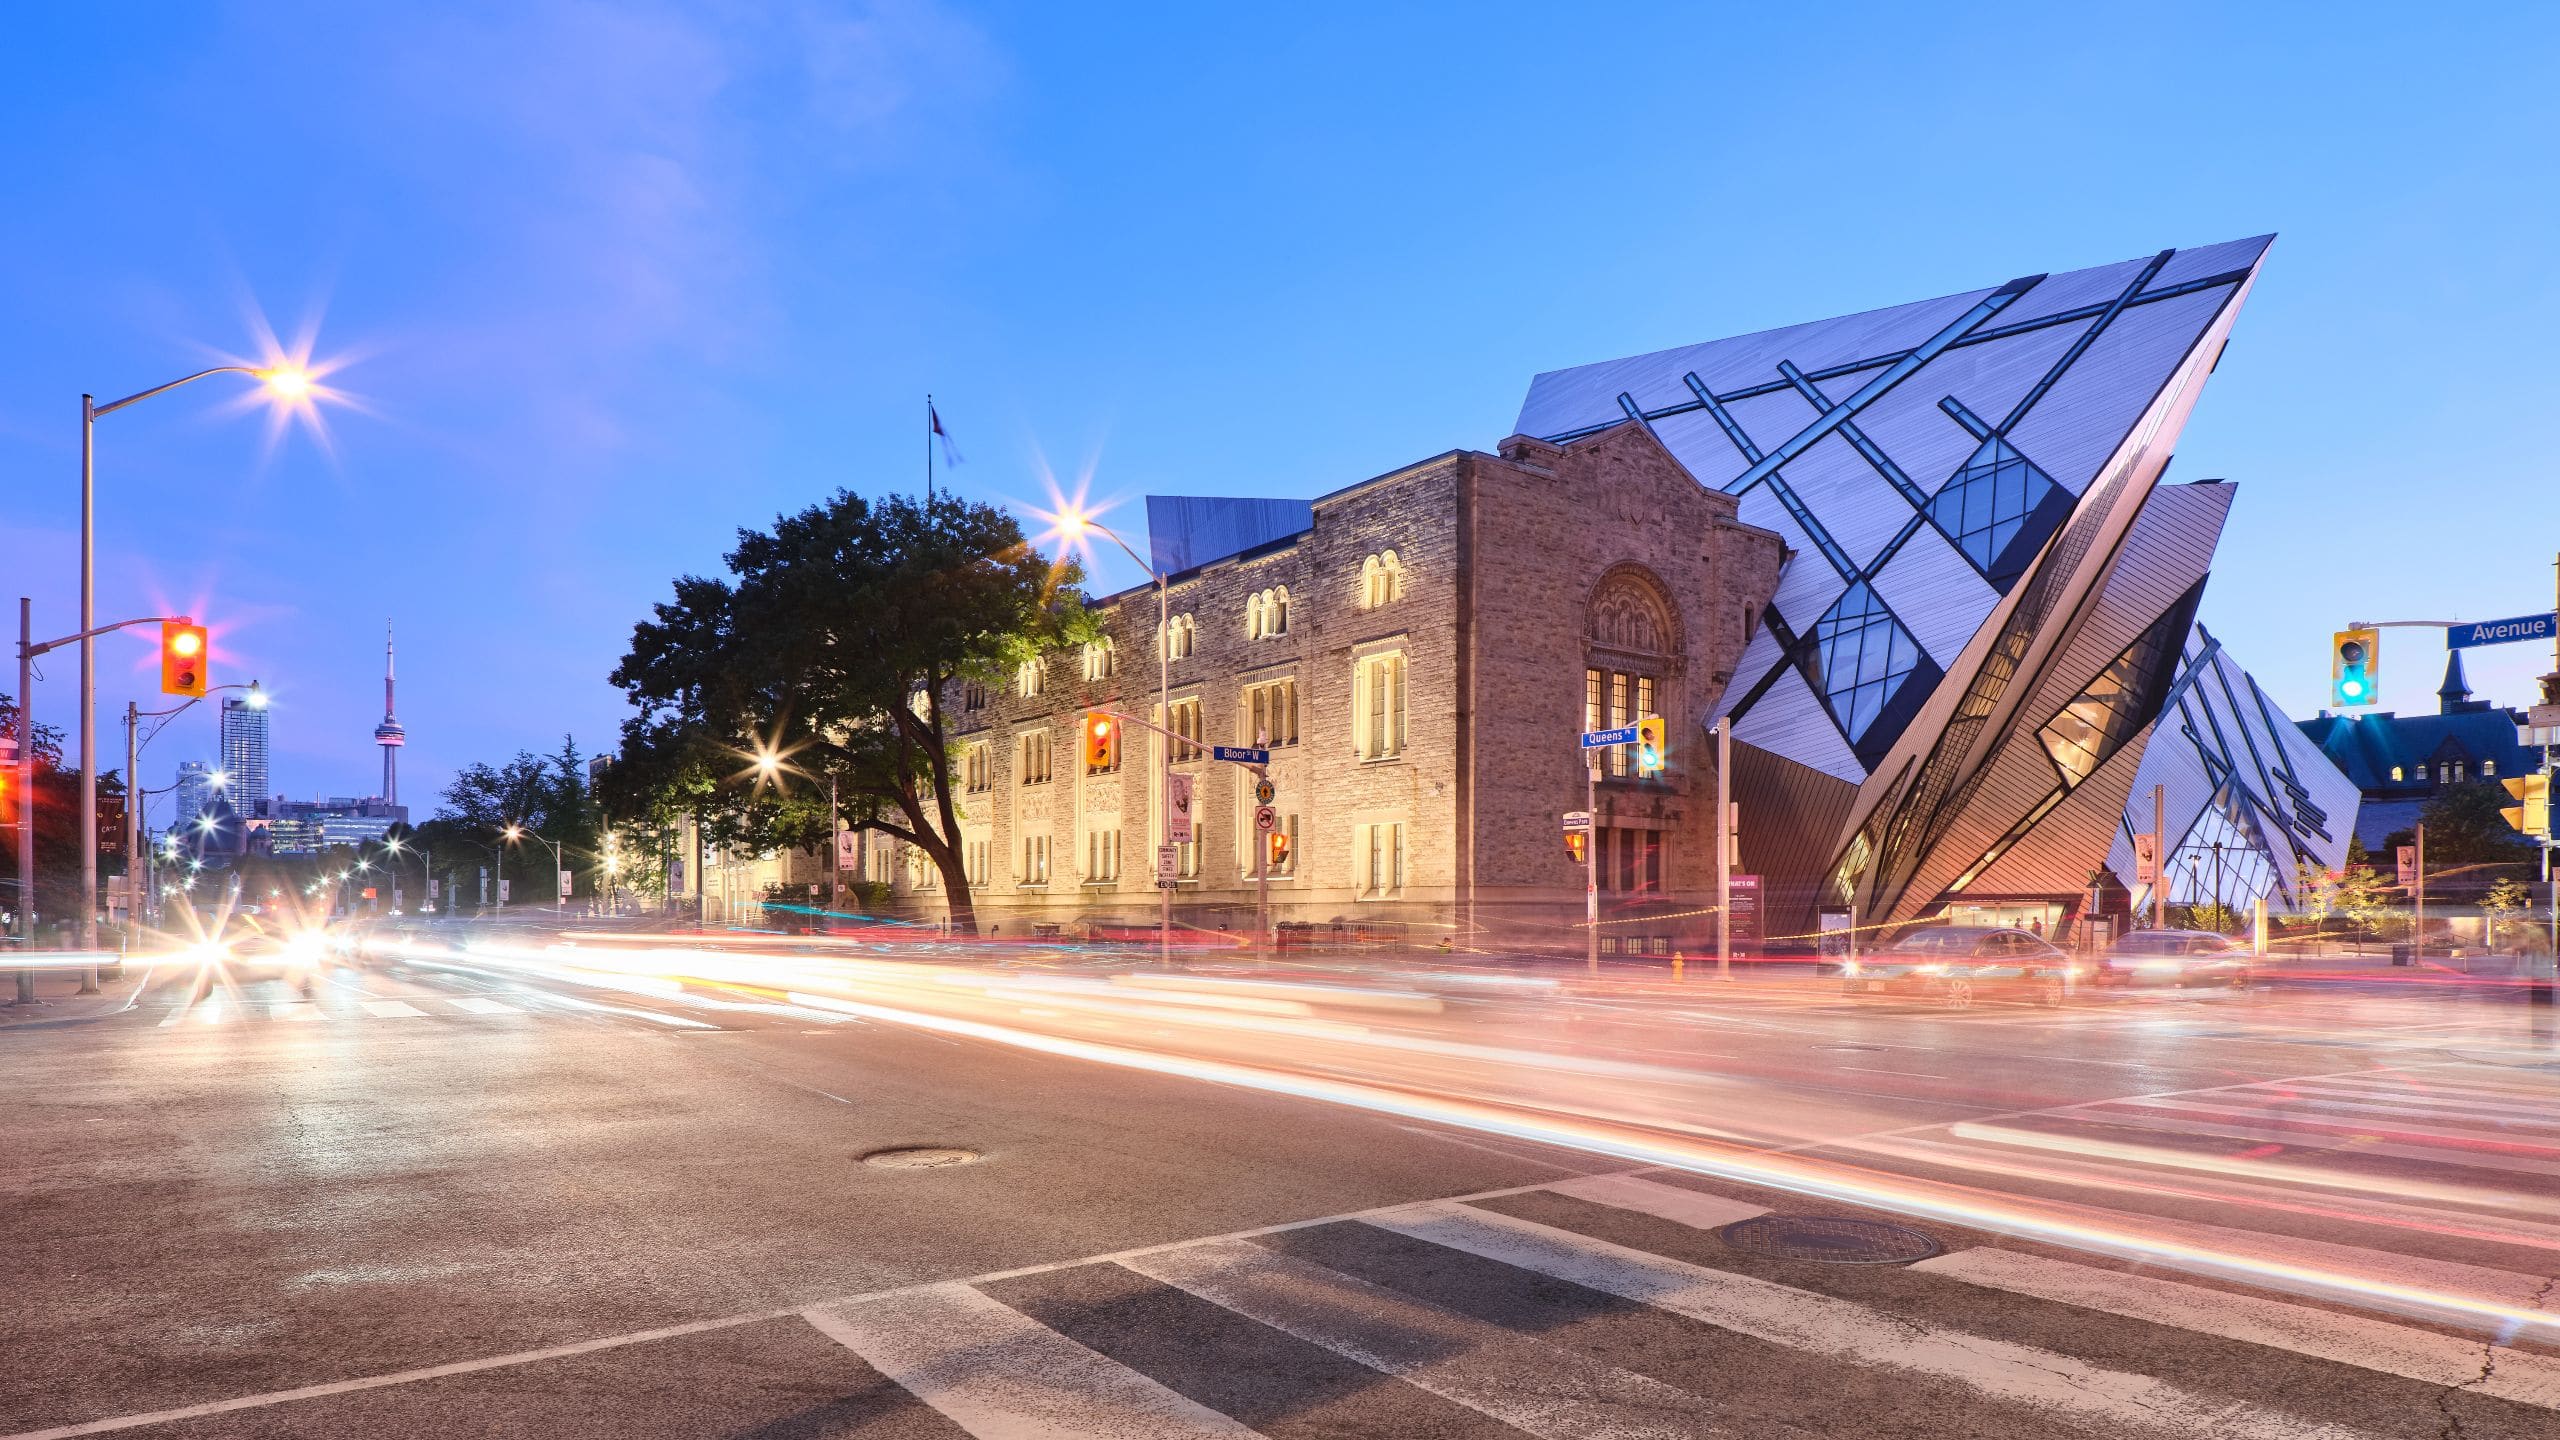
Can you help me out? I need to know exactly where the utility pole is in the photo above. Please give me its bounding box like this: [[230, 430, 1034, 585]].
[[2415, 821, 2428, 960], [2152, 783, 2168, 931], [15, 599, 34, 986], [1715, 720, 1731, 980]]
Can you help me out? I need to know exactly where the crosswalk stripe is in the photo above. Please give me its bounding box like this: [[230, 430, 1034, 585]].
[[803, 1282, 1261, 1439], [358, 1000, 429, 1018], [1122, 1237, 1719, 1440], [2090, 1098, 2560, 1153], [1547, 1173, 1769, 1229], [1916, 1246, 2560, 1409], [267, 1003, 327, 1022], [2235, 1088, 2560, 1129], [1922, 1124, 2546, 1213], [2293, 1081, 2560, 1119], [443, 997, 520, 1015], [1370, 1201, 2371, 1440], [2021, 1109, 2560, 1178]]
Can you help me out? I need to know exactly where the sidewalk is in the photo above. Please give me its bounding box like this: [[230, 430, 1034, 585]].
[[0, 959, 148, 1028]]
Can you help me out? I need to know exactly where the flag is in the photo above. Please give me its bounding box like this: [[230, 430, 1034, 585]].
[[929, 402, 962, 467]]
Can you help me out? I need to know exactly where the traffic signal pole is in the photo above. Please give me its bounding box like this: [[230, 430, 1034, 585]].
[[1585, 752, 1598, 976], [14, 598, 31, 1003], [1715, 720, 1731, 981]]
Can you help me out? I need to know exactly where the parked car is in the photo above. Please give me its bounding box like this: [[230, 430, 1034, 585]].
[[1826, 925, 2075, 1006], [2101, 928, 2251, 987]]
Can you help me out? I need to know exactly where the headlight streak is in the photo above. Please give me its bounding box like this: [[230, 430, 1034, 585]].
[[769, 986, 2560, 1341], [354, 928, 2559, 1341]]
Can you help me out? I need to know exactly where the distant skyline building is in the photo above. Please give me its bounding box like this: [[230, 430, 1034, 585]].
[[218, 697, 270, 817], [173, 760, 215, 829], [374, 621, 405, 806], [266, 795, 410, 856]]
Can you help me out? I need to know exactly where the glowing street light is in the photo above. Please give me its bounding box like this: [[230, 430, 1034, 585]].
[[74, 357, 338, 951]]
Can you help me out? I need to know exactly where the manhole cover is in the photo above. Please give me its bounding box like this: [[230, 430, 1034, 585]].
[[1719, 1214, 1941, 1264], [858, 1146, 983, 1171], [1816, 1043, 1885, 1053]]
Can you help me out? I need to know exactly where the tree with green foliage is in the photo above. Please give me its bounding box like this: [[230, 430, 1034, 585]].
[[607, 491, 1092, 934], [2480, 877, 2531, 947]]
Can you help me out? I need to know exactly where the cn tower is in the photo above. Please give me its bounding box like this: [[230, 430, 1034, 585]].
[[374, 621, 406, 805]]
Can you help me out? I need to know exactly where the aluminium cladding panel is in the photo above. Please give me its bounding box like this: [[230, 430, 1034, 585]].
[[1969, 731, 2156, 897], [1844, 320, 2092, 498], [1733, 666, 1867, 783], [1717, 387, 1829, 464], [1990, 255, 2156, 330], [2146, 234, 2276, 292], [1728, 738, 1862, 935], [1778, 432, 1918, 571], [2005, 284, 2238, 497], [1868, 522, 1997, 672], [1144, 496, 1316, 575], [1721, 626, 1789, 723], [1649, 407, 1754, 490], [1511, 287, 2000, 439]]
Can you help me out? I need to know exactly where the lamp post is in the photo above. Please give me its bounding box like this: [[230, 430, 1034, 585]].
[[77, 363, 313, 951], [504, 823, 567, 915], [1052, 510, 1172, 965]]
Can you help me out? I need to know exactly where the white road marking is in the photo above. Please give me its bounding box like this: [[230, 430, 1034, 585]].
[[2095, 1097, 2560, 1150], [2041, 1108, 2560, 1179], [1917, 1247, 2560, 1409], [1375, 1202, 2377, 1440], [804, 1282, 1261, 1439], [267, 1003, 327, 1022], [1123, 1238, 1720, 1440], [1547, 1173, 1769, 1231], [443, 997, 520, 1015], [358, 1000, 429, 1018]]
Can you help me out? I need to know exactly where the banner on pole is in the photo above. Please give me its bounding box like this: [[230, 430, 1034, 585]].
[[2132, 833, 2160, 886], [835, 828, 859, 868], [2396, 845, 2418, 888], [557, 870, 573, 900], [1166, 772, 1195, 844]]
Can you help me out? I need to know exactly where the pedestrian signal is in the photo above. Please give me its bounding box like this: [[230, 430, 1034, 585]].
[[2330, 628, 2378, 708], [1636, 715, 1666, 773], [1082, 711, 1117, 772], [161, 620, 208, 697], [2502, 774, 2550, 838], [1565, 831, 1588, 864]]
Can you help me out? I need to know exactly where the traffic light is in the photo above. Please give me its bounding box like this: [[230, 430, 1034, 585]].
[[1082, 711, 1118, 772], [2501, 774, 2550, 838], [2330, 628, 2378, 708], [161, 620, 208, 697], [1564, 831, 1588, 864], [1267, 830, 1291, 871], [1636, 715, 1666, 773]]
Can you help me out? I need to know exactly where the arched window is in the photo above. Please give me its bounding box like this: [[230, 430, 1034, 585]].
[[1016, 657, 1045, 699], [1162, 613, 1195, 661], [1360, 550, 1406, 609], [1082, 637, 1116, 681], [1585, 569, 1680, 780], [1248, 587, 1292, 639]]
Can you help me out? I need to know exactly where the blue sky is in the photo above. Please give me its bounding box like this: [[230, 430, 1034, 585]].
[[3, 2, 2554, 816]]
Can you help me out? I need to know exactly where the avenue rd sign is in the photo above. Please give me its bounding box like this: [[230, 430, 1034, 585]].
[[2448, 612, 2557, 649]]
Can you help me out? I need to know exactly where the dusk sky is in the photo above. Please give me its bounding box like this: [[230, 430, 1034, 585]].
[[4, 2, 2553, 819]]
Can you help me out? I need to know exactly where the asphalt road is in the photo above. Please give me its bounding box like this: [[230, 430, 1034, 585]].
[[3, 931, 2556, 1438]]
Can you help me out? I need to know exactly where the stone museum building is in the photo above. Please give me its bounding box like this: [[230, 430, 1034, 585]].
[[911, 422, 1784, 948]]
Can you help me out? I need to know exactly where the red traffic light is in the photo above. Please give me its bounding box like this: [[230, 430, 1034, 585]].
[[160, 620, 208, 697]]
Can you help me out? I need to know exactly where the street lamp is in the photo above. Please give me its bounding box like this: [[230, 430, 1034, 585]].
[[503, 823, 568, 914], [1049, 506, 1173, 963], [127, 680, 264, 926], [77, 362, 319, 951]]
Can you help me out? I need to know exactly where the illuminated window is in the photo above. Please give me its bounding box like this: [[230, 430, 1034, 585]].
[[1356, 652, 1407, 760], [963, 741, 992, 794], [1584, 666, 1660, 778], [1018, 834, 1049, 885], [1017, 730, 1052, 786], [1247, 586, 1291, 639], [1242, 678, 1299, 747], [1167, 697, 1203, 762], [2390, 766, 2404, 782], [1356, 821, 1406, 898], [1082, 637, 1116, 681], [1360, 550, 1406, 609], [1083, 827, 1121, 883]]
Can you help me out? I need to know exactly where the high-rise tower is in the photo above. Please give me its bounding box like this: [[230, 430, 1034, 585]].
[[374, 621, 405, 805]]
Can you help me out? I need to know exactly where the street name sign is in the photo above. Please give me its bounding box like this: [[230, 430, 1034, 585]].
[[2449, 612, 2558, 649], [1580, 726, 1638, 749], [1212, 745, 1270, 765], [1560, 810, 1593, 832]]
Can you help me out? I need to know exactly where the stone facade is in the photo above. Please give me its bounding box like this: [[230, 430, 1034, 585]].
[[898, 421, 1784, 948]]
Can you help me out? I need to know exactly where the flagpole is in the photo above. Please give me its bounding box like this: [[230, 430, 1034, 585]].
[[926, 393, 935, 503]]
